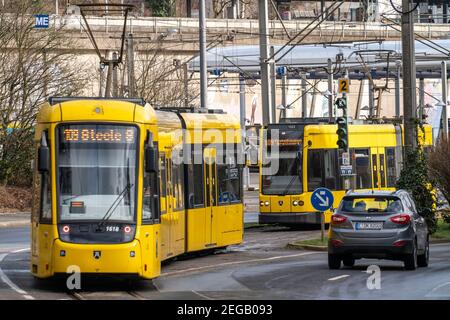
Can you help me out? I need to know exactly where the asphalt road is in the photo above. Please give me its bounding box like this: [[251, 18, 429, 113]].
[[1, 226, 450, 300]]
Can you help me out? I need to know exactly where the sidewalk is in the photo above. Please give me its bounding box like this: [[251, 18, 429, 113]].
[[0, 212, 30, 228]]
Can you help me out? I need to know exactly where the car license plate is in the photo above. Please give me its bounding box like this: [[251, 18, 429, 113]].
[[355, 222, 383, 230]]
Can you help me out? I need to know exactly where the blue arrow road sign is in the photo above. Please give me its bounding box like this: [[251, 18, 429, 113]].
[[311, 187, 334, 211]]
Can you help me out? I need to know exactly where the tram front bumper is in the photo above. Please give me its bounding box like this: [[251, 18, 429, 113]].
[[259, 212, 322, 225], [52, 239, 143, 276]]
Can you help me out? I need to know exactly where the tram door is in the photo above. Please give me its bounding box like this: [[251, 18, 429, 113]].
[[204, 148, 218, 247], [370, 147, 387, 189], [159, 153, 173, 259]]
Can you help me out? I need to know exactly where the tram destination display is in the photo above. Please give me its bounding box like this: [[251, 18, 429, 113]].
[[61, 125, 136, 144]]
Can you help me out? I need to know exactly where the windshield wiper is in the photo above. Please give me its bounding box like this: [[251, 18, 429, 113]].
[[281, 176, 297, 196], [62, 195, 81, 205], [97, 182, 133, 227]]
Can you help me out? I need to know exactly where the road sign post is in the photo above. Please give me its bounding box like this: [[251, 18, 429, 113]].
[[311, 188, 334, 243]]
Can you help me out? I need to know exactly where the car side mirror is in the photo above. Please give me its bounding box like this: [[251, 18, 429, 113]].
[[38, 132, 49, 173]]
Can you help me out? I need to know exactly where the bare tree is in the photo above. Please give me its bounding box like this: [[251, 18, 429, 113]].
[[212, 0, 253, 18], [0, 1, 93, 186], [428, 138, 450, 207], [135, 41, 194, 108]]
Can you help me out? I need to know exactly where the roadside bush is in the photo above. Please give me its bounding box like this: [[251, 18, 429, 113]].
[[396, 148, 437, 234]]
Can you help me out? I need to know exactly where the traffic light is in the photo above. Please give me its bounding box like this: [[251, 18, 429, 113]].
[[335, 97, 348, 150]]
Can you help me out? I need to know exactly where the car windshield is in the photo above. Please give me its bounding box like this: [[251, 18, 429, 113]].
[[340, 196, 404, 213], [261, 129, 302, 195], [57, 124, 138, 222]]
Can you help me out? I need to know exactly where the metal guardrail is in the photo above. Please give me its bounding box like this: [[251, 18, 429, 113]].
[[44, 15, 450, 40]]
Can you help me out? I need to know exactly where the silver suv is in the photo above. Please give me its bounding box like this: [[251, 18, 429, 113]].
[[328, 190, 429, 270]]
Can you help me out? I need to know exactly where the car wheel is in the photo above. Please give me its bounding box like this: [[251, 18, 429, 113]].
[[343, 257, 355, 268], [417, 239, 429, 267], [328, 253, 341, 269], [404, 240, 417, 271]]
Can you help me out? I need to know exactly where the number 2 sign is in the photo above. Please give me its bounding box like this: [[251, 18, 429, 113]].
[[338, 79, 349, 93]]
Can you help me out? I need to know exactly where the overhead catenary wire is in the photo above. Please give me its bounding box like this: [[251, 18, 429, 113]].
[[271, 1, 345, 63]]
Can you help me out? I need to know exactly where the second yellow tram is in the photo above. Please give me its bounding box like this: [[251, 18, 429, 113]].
[[259, 119, 433, 225]]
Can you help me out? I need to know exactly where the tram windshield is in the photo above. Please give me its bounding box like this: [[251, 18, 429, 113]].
[[261, 128, 303, 195], [57, 124, 138, 223]]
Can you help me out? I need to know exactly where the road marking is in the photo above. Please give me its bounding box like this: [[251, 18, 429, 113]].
[[192, 290, 213, 300], [328, 275, 350, 281], [70, 292, 85, 300], [12, 248, 30, 253], [425, 281, 450, 297], [128, 291, 147, 300], [161, 252, 321, 277], [3, 269, 29, 273], [0, 252, 35, 300]]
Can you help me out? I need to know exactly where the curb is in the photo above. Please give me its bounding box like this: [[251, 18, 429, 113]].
[[287, 242, 327, 251], [430, 238, 450, 244], [0, 221, 29, 228]]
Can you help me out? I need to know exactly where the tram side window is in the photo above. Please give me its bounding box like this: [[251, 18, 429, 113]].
[[172, 159, 185, 211], [143, 172, 159, 223], [159, 153, 166, 198], [386, 147, 397, 187], [324, 149, 338, 190], [187, 150, 205, 208], [307, 149, 339, 191], [40, 168, 52, 223], [39, 137, 52, 223], [353, 148, 372, 189], [308, 150, 322, 191], [217, 148, 241, 205]]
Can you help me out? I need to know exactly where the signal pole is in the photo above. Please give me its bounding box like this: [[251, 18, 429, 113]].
[[401, 0, 418, 158]]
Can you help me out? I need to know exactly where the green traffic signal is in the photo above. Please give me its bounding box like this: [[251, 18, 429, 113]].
[[336, 116, 348, 150]]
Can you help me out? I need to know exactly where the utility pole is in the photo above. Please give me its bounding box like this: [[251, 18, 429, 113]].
[[442, 61, 448, 140], [301, 73, 307, 118], [327, 58, 334, 122], [270, 46, 277, 123], [401, 0, 418, 158], [126, 34, 136, 98], [112, 52, 119, 97], [259, 0, 271, 126], [418, 78, 424, 121], [395, 61, 401, 118], [105, 51, 114, 98], [183, 63, 189, 108], [368, 80, 374, 117], [199, 0, 208, 109], [281, 71, 287, 119], [239, 75, 249, 189]]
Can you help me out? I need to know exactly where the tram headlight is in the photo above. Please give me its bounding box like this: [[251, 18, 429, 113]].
[[260, 201, 264, 207], [58, 225, 71, 242], [264, 201, 269, 206], [293, 201, 298, 206], [122, 225, 136, 242]]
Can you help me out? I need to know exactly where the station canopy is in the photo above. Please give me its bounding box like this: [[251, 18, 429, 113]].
[[189, 39, 450, 79]]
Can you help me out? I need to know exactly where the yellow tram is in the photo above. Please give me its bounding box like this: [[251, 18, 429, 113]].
[[31, 97, 243, 279], [259, 120, 433, 226]]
